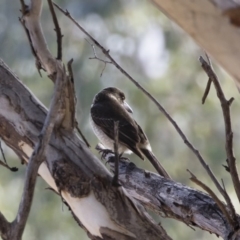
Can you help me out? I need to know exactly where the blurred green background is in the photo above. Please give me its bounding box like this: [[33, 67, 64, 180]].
[[0, 0, 240, 239]]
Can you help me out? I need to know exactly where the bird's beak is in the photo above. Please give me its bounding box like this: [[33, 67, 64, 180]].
[[123, 101, 133, 113]]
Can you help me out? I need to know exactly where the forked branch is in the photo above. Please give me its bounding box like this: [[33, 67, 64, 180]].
[[200, 56, 240, 225]]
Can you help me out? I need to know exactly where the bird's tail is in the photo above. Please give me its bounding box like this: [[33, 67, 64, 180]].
[[141, 148, 171, 179]]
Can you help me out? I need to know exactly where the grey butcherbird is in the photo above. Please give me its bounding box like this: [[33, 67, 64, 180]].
[[90, 87, 171, 179]]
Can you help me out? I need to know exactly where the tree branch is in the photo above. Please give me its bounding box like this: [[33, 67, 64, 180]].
[[200, 56, 240, 224], [10, 65, 67, 240], [112, 121, 120, 186], [47, 0, 63, 60], [100, 151, 240, 239], [202, 78, 212, 104], [0, 211, 10, 240], [187, 170, 234, 228], [21, 0, 56, 76]]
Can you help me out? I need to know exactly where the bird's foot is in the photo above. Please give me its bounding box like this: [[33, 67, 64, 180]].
[[96, 145, 114, 160], [101, 149, 114, 160]]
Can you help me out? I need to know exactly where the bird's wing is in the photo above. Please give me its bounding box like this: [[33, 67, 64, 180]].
[[91, 102, 145, 155]]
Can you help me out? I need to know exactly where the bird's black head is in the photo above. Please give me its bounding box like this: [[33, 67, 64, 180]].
[[93, 87, 125, 103], [92, 87, 133, 113]]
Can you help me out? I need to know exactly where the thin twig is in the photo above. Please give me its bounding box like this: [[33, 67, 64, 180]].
[[76, 126, 91, 148], [200, 56, 240, 218], [0, 140, 7, 164], [221, 179, 226, 192], [187, 170, 235, 227], [85, 39, 111, 77], [67, 58, 74, 82], [53, 3, 114, 76], [19, 0, 28, 14], [0, 159, 18, 172], [85, 39, 111, 64], [112, 121, 120, 186], [202, 78, 212, 104], [0, 141, 18, 171], [47, 0, 63, 60], [66, 59, 90, 147]]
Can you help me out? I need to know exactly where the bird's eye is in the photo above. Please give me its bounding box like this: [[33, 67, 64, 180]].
[[120, 94, 125, 100]]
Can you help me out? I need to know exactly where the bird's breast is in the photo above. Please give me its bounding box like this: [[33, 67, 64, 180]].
[[90, 117, 132, 154]]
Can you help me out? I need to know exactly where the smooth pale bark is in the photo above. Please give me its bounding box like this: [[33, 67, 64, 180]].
[[152, 0, 240, 89]]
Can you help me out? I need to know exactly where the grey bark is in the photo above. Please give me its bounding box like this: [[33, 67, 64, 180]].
[[105, 156, 240, 240], [1, 59, 240, 239], [0, 59, 171, 240]]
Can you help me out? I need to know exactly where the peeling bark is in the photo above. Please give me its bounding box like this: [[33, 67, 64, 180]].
[[0, 59, 171, 240], [98, 150, 240, 240]]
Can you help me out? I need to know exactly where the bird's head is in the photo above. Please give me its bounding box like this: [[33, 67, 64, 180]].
[[93, 87, 133, 113]]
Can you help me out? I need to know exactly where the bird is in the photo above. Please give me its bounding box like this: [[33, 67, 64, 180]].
[[90, 87, 171, 179]]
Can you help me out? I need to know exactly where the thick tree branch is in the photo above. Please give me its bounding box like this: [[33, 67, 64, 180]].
[[101, 152, 240, 240], [0, 211, 10, 240], [21, 0, 56, 76], [0, 59, 171, 240], [10, 65, 67, 240]]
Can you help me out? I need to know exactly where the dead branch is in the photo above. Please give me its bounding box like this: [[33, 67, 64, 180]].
[[0, 159, 18, 172], [199, 56, 240, 223], [10, 65, 67, 240], [112, 121, 120, 186], [187, 170, 234, 227], [66, 58, 90, 147], [0, 211, 10, 240], [202, 78, 212, 104], [98, 148, 240, 239], [47, 0, 63, 60], [0, 141, 18, 172]]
